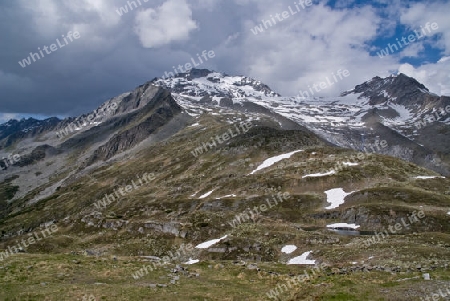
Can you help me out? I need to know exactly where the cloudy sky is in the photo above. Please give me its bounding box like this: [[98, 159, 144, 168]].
[[0, 0, 449, 123]]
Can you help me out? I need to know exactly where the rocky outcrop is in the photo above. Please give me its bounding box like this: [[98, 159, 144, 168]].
[[143, 221, 188, 238], [87, 86, 181, 163], [219, 97, 233, 107], [14, 144, 59, 167], [343, 73, 449, 109]]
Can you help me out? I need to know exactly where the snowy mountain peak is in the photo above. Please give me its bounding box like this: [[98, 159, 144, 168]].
[[152, 68, 280, 99], [341, 73, 440, 107], [148, 70, 449, 173], [356, 73, 427, 92]]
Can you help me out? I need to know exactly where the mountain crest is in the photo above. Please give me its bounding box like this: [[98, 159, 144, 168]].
[[343, 73, 439, 106], [152, 68, 280, 98]]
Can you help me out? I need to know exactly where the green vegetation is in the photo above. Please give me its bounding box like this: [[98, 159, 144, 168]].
[[1, 112, 450, 300]]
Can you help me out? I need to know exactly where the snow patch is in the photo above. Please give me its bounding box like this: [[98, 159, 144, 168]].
[[281, 245, 297, 254], [324, 188, 354, 210], [389, 104, 412, 122], [327, 223, 360, 229], [216, 194, 236, 199], [342, 162, 359, 166], [184, 258, 200, 265], [287, 251, 316, 265], [302, 170, 336, 178], [195, 235, 228, 249], [249, 150, 303, 175], [199, 190, 214, 199]]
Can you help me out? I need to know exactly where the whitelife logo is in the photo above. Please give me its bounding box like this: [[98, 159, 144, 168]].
[[420, 285, 450, 301], [0, 153, 21, 171], [363, 210, 425, 247], [414, 105, 450, 129], [228, 192, 291, 228], [116, 0, 149, 16], [296, 69, 350, 98], [191, 121, 253, 158], [376, 22, 439, 58], [56, 101, 118, 139], [251, 0, 313, 35], [161, 50, 216, 80], [18, 31, 80, 68], [93, 173, 156, 210], [0, 224, 59, 261]]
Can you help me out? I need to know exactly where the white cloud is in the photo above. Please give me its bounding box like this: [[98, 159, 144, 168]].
[[395, 1, 450, 96], [399, 42, 425, 58], [0, 113, 21, 123], [210, 1, 450, 98], [399, 58, 450, 96], [215, 1, 396, 97], [19, 0, 121, 34], [400, 1, 450, 55], [134, 0, 198, 48], [17, 0, 122, 49], [19, 0, 61, 37], [3, 0, 447, 116]]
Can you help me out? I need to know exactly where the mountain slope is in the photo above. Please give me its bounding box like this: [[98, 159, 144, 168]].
[[0, 85, 186, 207], [0, 70, 449, 300]]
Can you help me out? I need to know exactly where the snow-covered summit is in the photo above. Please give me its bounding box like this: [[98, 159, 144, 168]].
[[151, 70, 449, 141], [152, 69, 280, 99]]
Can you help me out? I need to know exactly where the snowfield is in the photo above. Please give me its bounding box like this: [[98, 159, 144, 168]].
[[324, 188, 354, 209]]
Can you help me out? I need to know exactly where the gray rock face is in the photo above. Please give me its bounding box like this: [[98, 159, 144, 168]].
[[144, 221, 187, 238], [219, 97, 233, 107], [13, 144, 59, 168], [208, 248, 227, 253], [87, 87, 181, 164]]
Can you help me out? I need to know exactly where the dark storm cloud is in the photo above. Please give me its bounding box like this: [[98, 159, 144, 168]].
[[0, 0, 448, 120], [0, 0, 226, 117]]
